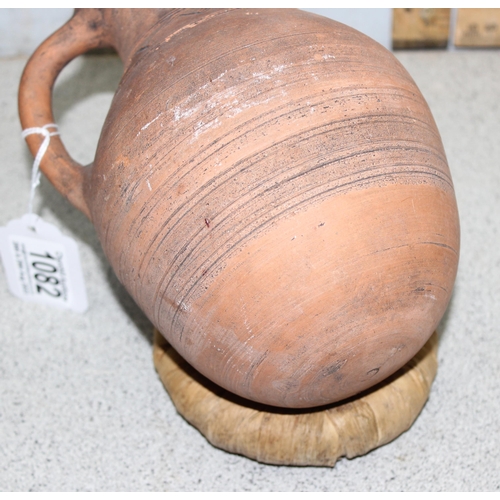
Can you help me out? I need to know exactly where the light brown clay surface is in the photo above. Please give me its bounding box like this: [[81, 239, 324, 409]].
[[153, 329, 439, 467], [19, 9, 459, 407]]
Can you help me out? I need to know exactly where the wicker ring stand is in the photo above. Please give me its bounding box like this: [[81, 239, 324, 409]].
[[153, 330, 438, 467]]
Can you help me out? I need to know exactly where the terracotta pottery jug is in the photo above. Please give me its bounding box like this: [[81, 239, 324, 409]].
[[19, 8, 459, 408]]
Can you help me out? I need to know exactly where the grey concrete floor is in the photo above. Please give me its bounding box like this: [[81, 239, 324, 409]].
[[1, 49, 499, 491]]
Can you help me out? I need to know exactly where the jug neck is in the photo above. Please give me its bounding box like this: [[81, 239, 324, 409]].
[[96, 9, 226, 67], [99, 9, 174, 64]]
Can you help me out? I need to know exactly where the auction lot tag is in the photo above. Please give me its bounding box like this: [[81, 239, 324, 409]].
[[0, 214, 88, 313]]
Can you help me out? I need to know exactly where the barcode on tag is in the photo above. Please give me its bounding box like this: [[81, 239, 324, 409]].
[[0, 215, 88, 313]]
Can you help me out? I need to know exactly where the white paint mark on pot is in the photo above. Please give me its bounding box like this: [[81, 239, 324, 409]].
[[176, 299, 190, 312], [252, 72, 272, 81], [141, 112, 163, 131], [174, 104, 200, 122], [192, 117, 222, 141]]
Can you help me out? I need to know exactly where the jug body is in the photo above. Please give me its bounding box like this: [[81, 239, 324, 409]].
[[20, 8, 459, 408]]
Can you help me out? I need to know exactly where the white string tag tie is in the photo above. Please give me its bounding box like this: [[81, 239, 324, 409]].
[[21, 123, 60, 214]]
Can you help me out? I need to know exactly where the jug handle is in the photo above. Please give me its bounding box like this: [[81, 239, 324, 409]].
[[18, 9, 113, 220]]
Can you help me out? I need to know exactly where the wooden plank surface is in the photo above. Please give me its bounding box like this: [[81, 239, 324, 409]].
[[392, 8, 451, 49], [455, 8, 500, 47]]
